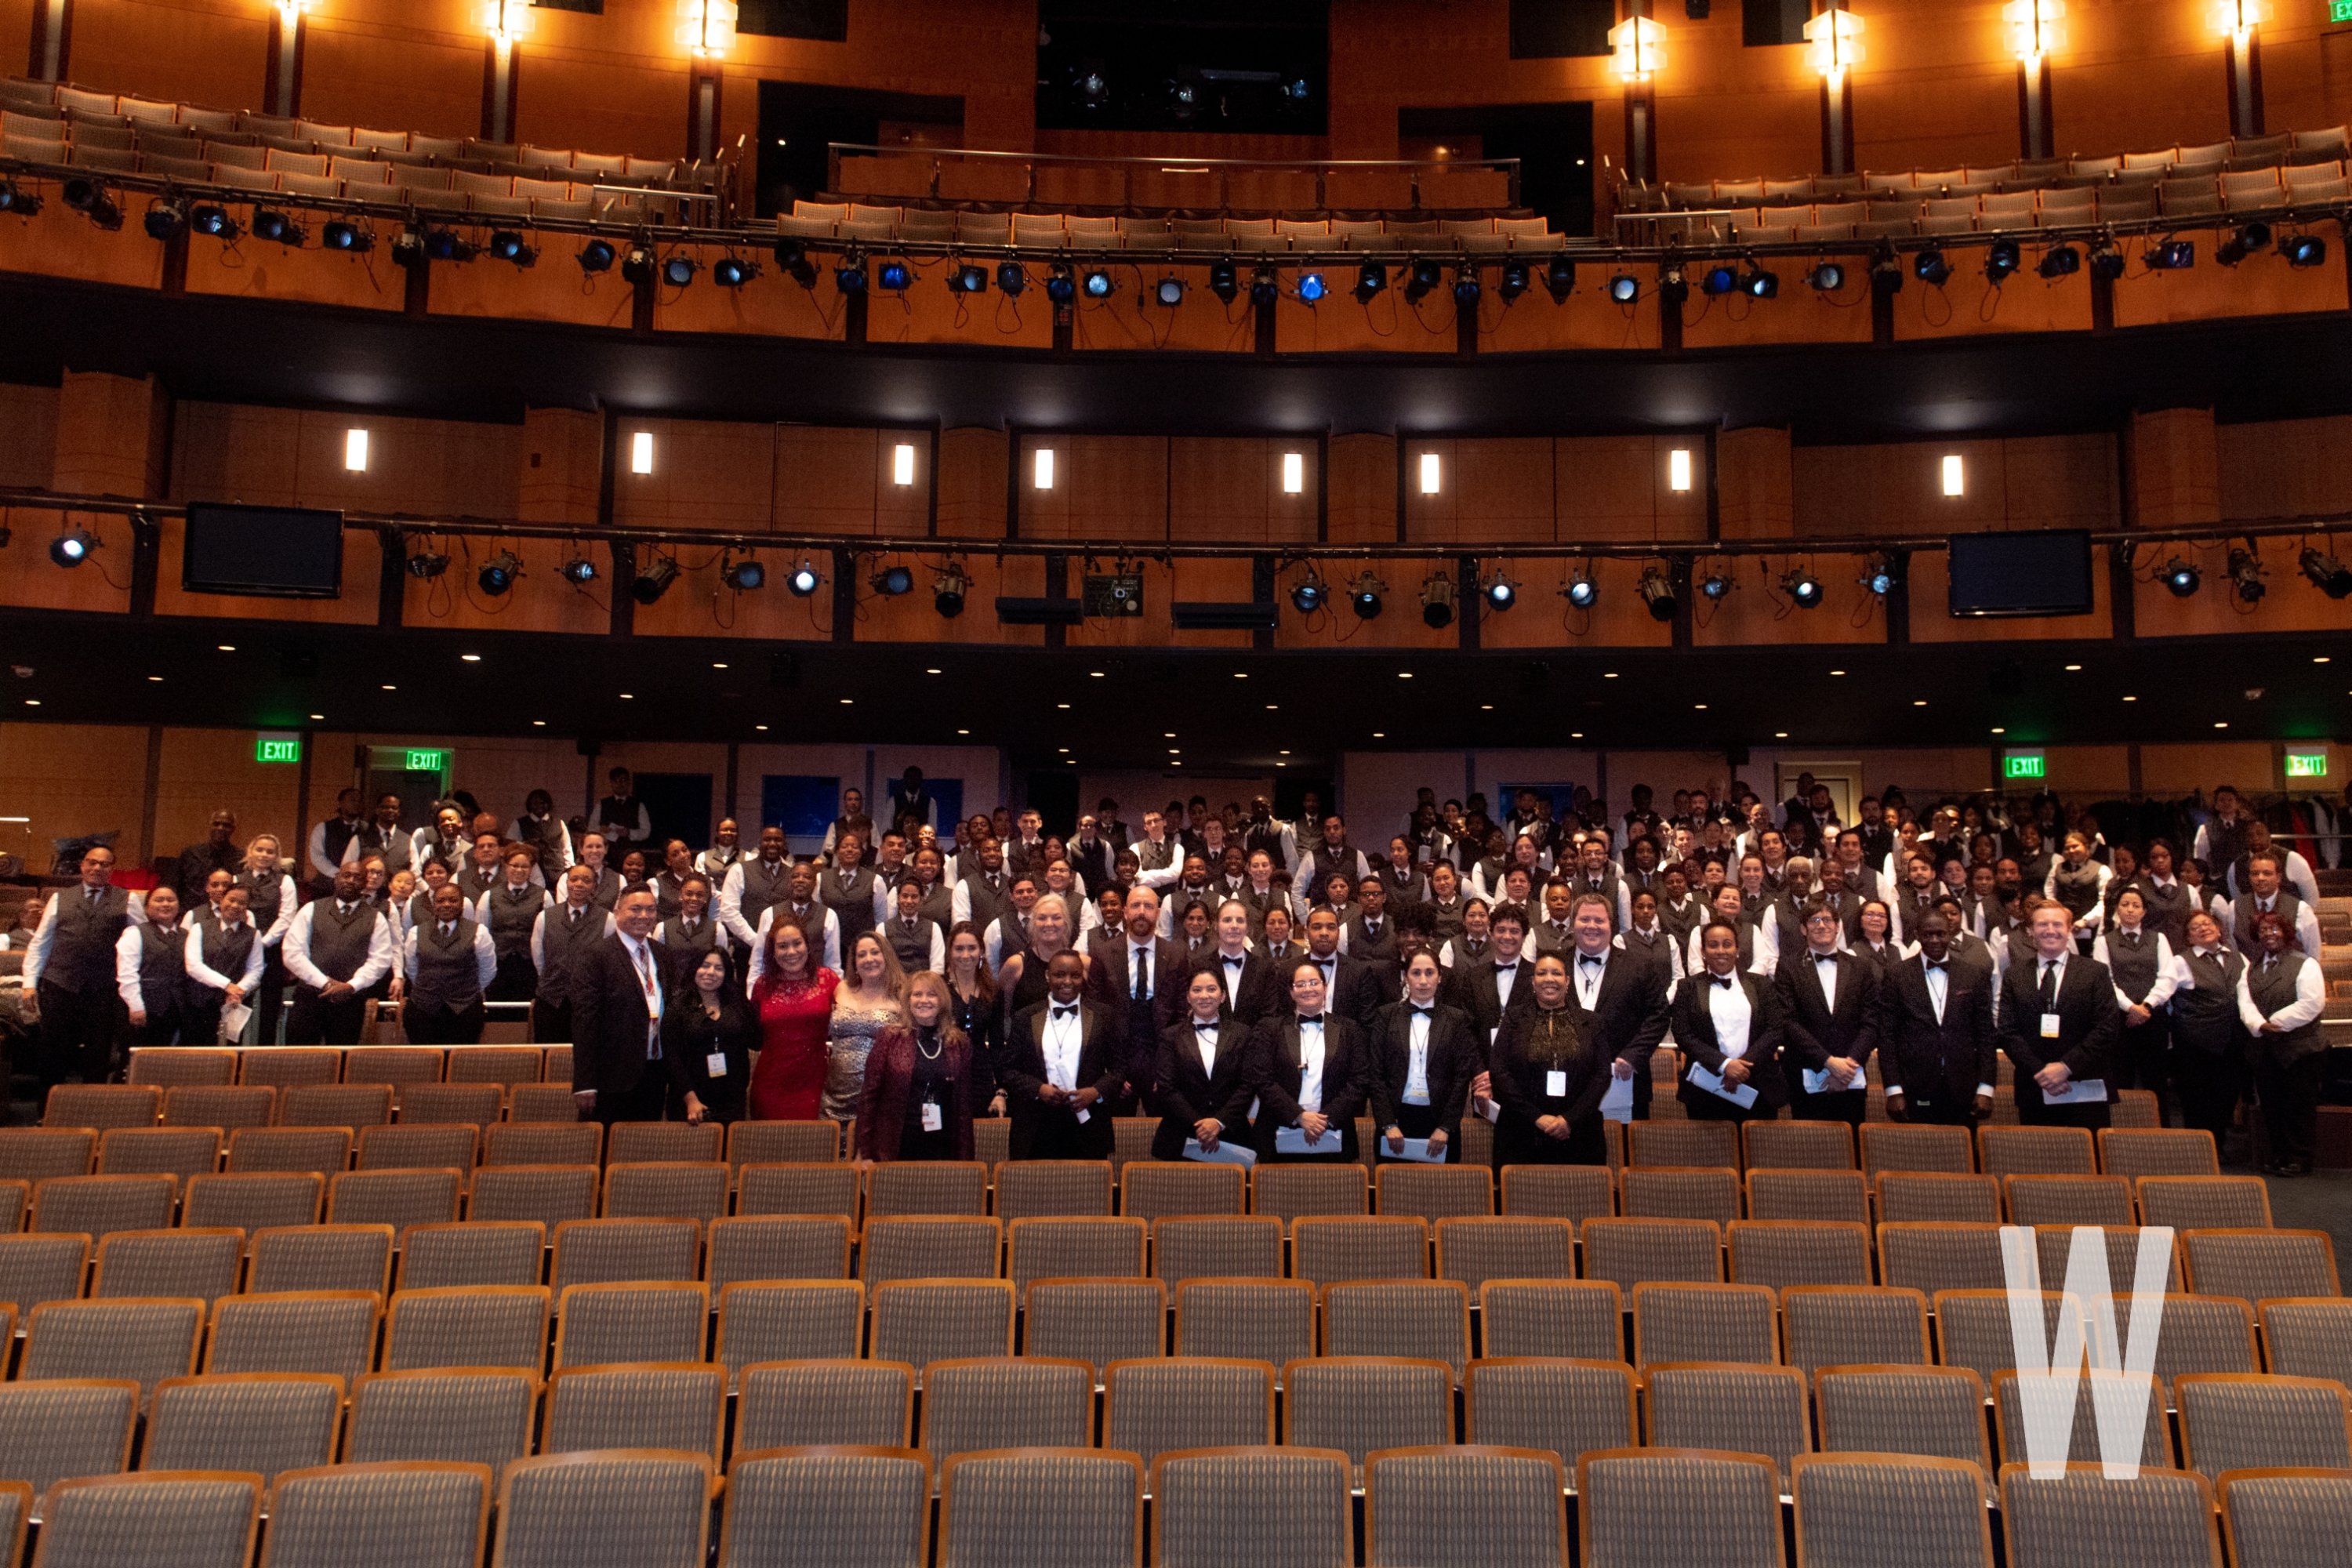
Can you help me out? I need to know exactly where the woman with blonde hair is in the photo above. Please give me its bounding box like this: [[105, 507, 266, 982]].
[[823, 929, 906, 1120], [997, 891, 1086, 1021], [855, 969, 975, 1162], [235, 832, 294, 1044]]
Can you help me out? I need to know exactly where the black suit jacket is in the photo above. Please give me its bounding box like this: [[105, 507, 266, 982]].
[[1081, 935, 1191, 1078], [1364, 999, 1478, 1157], [1563, 947, 1672, 1076], [1878, 953, 1999, 1116], [1996, 951, 2120, 1087], [1001, 998, 1125, 1158], [1671, 970, 1790, 1110], [1150, 1016, 1258, 1160], [1774, 948, 1883, 1072], [1456, 954, 1537, 1040], [568, 935, 664, 1101], [1192, 946, 1283, 1029], [1294, 949, 1386, 1036], [1250, 1014, 1367, 1160]]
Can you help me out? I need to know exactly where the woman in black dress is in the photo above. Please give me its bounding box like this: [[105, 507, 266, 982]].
[[1486, 951, 1612, 1166], [944, 921, 1006, 1118], [662, 945, 757, 1125], [855, 969, 975, 1163]]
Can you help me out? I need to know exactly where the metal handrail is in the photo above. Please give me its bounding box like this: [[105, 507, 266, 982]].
[[824, 141, 1523, 212]]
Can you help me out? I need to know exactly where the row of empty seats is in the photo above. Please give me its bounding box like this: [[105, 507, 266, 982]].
[[832, 147, 1516, 220], [780, 201, 1566, 252]]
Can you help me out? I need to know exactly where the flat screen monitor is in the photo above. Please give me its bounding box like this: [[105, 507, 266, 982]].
[[182, 503, 344, 599], [1947, 529, 2093, 618]]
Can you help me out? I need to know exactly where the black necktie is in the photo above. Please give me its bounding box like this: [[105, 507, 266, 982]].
[[2124, 931, 2140, 948], [1132, 949, 1150, 999], [2038, 961, 2058, 1011]]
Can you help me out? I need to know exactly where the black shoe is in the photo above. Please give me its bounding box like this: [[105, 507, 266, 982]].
[[2276, 1161, 2311, 1178]]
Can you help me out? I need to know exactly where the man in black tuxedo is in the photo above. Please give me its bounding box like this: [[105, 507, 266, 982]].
[[1081, 885, 1189, 1106], [1298, 906, 1385, 1035], [1367, 946, 1479, 1163], [568, 887, 670, 1125], [1003, 950, 1122, 1158], [1563, 893, 1671, 1120], [1193, 899, 1281, 1028], [1251, 955, 1366, 1163], [1671, 919, 1788, 1120], [1454, 903, 1537, 1040], [1996, 902, 2120, 1130], [1775, 899, 1881, 1127], [1151, 968, 1257, 1160], [1878, 913, 1998, 1127]]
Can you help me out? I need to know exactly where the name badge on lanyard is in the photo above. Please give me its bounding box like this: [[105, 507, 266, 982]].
[[1544, 1069, 1568, 1098], [921, 1100, 944, 1133], [706, 1052, 728, 1078]]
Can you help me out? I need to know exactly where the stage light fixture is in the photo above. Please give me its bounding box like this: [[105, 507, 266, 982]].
[[1607, 272, 1641, 303], [1404, 258, 1443, 301], [2281, 231, 2327, 267], [619, 244, 655, 282], [2037, 243, 2079, 278], [2299, 546, 2352, 599], [2145, 238, 2195, 270], [1562, 570, 1599, 609], [572, 238, 615, 274], [1984, 237, 2020, 281], [1209, 259, 1238, 303], [2161, 556, 2200, 597], [1871, 241, 1904, 292], [877, 260, 913, 291], [1081, 268, 1114, 298], [834, 257, 867, 292], [1860, 551, 1900, 596], [1657, 266, 1688, 303], [488, 230, 535, 266], [0, 180, 40, 216], [1298, 270, 1327, 303], [48, 528, 97, 568], [936, 261, 981, 295], [405, 548, 450, 579], [1807, 260, 1844, 291], [1073, 67, 1109, 110], [423, 227, 471, 263], [61, 176, 118, 229], [1290, 567, 1328, 613], [143, 199, 185, 241], [1420, 568, 1457, 629], [785, 560, 822, 596], [996, 260, 1025, 294], [771, 235, 815, 285], [1700, 262, 1739, 296], [632, 557, 679, 604], [869, 563, 913, 596], [1913, 247, 1951, 284], [322, 219, 371, 252], [1781, 566, 1824, 608], [391, 228, 426, 268], [1638, 565, 1679, 621], [932, 561, 971, 618], [713, 255, 759, 287], [656, 253, 695, 287], [1497, 260, 1530, 301], [191, 204, 236, 239], [1045, 263, 1076, 305], [2228, 546, 2265, 603], [1348, 570, 1387, 619], [2216, 220, 2270, 265], [558, 554, 598, 584], [1453, 265, 1481, 304], [1250, 265, 1279, 307], [477, 550, 522, 595], [722, 554, 765, 590], [1356, 260, 1388, 299], [1741, 260, 1778, 297], [252, 207, 303, 245], [1484, 572, 1517, 611], [2087, 235, 2125, 278], [1697, 560, 1735, 599], [1544, 254, 1576, 300]]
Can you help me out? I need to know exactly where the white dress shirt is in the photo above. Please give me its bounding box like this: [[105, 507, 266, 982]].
[[2238, 952, 2327, 1034], [283, 900, 398, 992], [1296, 1016, 1327, 1112], [1403, 1005, 1432, 1103], [401, 920, 499, 990], [2090, 927, 2179, 1011], [1704, 972, 1751, 1060], [530, 903, 617, 969], [184, 919, 265, 993], [23, 884, 151, 989], [1572, 946, 1610, 1009], [114, 921, 182, 1012], [1189, 1017, 1221, 1077], [1042, 1002, 1083, 1091]]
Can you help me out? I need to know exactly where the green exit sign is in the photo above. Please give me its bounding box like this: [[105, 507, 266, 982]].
[[2333, 0, 2352, 24], [405, 749, 449, 774], [2286, 751, 2330, 779], [255, 733, 302, 764], [2003, 750, 2047, 781]]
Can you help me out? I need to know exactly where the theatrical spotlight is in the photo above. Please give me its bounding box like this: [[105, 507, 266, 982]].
[[1290, 566, 1329, 613], [488, 230, 536, 266], [1780, 566, 1824, 608], [1561, 569, 1599, 610], [1697, 559, 1736, 599], [1495, 260, 1530, 300], [2281, 231, 2327, 267], [1348, 570, 1388, 619], [391, 229, 425, 269], [2038, 243, 2080, 278], [2216, 221, 2271, 266], [1913, 247, 1951, 285], [252, 207, 303, 245], [1638, 565, 1679, 622], [405, 546, 450, 579], [1741, 260, 1778, 298], [1453, 266, 1481, 304], [2088, 236, 2126, 279], [2145, 238, 2195, 270], [774, 236, 816, 285], [1209, 260, 1238, 303], [1404, 258, 1443, 301], [191, 204, 237, 239], [477, 550, 522, 596], [1700, 262, 1739, 296], [1657, 266, 1689, 304], [2227, 546, 2266, 604], [1250, 266, 1279, 307], [578, 238, 616, 274], [0, 180, 42, 216], [621, 245, 656, 283], [943, 261, 987, 295], [633, 556, 680, 604], [1145, 275, 1182, 307], [786, 560, 823, 597], [1356, 260, 1389, 299], [713, 255, 760, 287], [1483, 572, 1518, 611], [1544, 254, 1576, 300], [1608, 272, 1641, 303], [932, 561, 971, 618], [1420, 568, 1457, 629], [1045, 263, 1076, 305], [1983, 237, 2020, 282], [721, 554, 766, 590], [1081, 268, 1114, 299], [662, 254, 698, 288], [1860, 551, 1900, 597], [143, 199, 185, 241], [2299, 546, 2352, 599], [48, 528, 97, 568], [423, 227, 472, 263], [1871, 241, 1904, 292], [869, 562, 913, 596], [877, 260, 913, 291], [558, 554, 598, 585], [996, 260, 1025, 295], [61, 176, 119, 229], [2161, 557, 2200, 597], [322, 219, 372, 253], [834, 256, 867, 292], [1298, 270, 1327, 303], [1807, 260, 1844, 291]]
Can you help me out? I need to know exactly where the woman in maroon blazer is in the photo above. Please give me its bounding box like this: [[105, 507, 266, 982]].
[[855, 969, 976, 1162]]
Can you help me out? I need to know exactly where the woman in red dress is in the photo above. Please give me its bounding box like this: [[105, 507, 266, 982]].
[[748, 913, 838, 1120]]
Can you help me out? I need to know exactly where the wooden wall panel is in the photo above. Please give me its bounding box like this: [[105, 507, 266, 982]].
[[936, 428, 1009, 540], [2140, 742, 2281, 797], [171, 405, 522, 522], [297, 6, 481, 143], [430, 251, 640, 331], [1327, 434, 1397, 545], [1793, 434, 2118, 538], [0, 722, 151, 871], [0, 201, 165, 295], [67, 0, 265, 112], [1168, 437, 1316, 544], [0, 383, 57, 491], [1679, 278, 1877, 351], [865, 264, 1054, 350], [855, 552, 1044, 648], [773, 426, 928, 539], [1018, 435, 1167, 542], [652, 249, 849, 341], [1481, 281, 1669, 353], [1717, 427, 1796, 540], [2034, 745, 2136, 797], [2112, 230, 2350, 329], [151, 517, 381, 627], [154, 726, 307, 864], [0, 509, 135, 615], [1889, 263, 2096, 343], [2133, 557, 2351, 637], [1072, 267, 1256, 354], [1557, 436, 1709, 544], [1406, 438, 1554, 545], [400, 534, 607, 637], [183, 240, 404, 314], [611, 418, 775, 533], [2132, 408, 2222, 528], [2216, 414, 2352, 522], [1274, 290, 1458, 354], [1479, 557, 1675, 651]]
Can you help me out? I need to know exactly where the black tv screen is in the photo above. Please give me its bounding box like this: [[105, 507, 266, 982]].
[[1947, 530, 2093, 618], [182, 503, 344, 599]]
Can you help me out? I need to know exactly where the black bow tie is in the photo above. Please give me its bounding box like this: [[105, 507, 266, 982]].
[[1713, 975, 1735, 989], [1298, 1014, 1325, 1026], [1817, 953, 1838, 964], [1579, 954, 1604, 967], [1411, 1005, 1435, 1017], [1195, 1020, 1218, 1033], [1051, 1004, 1078, 1018], [1924, 959, 1947, 971], [1494, 961, 1515, 972]]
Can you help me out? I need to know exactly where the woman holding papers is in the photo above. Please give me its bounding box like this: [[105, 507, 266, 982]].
[[1250, 957, 1366, 1163], [1152, 968, 1257, 1161], [1486, 952, 1612, 1167], [1367, 946, 1479, 1163], [1671, 920, 1788, 1121]]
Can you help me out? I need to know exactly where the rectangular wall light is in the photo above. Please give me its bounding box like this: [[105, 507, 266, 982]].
[[630, 432, 655, 475], [1668, 448, 1692, 492], [1940, 454, 1964, 496], [1281, 452, 1305, 494], [1418, 452, 1440, 495], [892, 442, 916, 486], [343, 429, 369, 472], [1033, 447, 1055, 489]]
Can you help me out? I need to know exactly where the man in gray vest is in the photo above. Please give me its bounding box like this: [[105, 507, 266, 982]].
[[2238, 911, 2328, 1177], [532, 863, 614, 1045], [283, 862, 398, 1046], [477, 847, 550, 1002], [115, 884, 191, 1050], [23, 845, 143, 1087], [880, 877, 946, 974], [718, 825, 793, 960], [2233, 851, 2321, 960], [402, 882, 496, 1045]]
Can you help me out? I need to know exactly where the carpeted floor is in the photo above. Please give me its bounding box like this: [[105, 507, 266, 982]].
[[2241, 1166, 2352, 1261]]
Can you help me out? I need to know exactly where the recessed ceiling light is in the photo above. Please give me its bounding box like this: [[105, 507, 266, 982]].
[[1171, 760, 1181, 766], [1164, 732, 1177, 738], [147, 675, 162, 682], [1481, 704, 1494, 710], [2064, 663, 2082, 671], [1571, 731, 1584, 739], [1829, 669, 1846, 677], [1602, 672, 1618, 680], [1373, 731, 1385, 739], [1168, 748, 1180, 754], [1276, 761, 1285, 768], [619, 692, 634, 700], [461, 654, 481, 663], [1089, 670, 1105, 677], [1398, 671, 1413, 680], [1056, 702, 1069, 710], [1232, 672, 1247, 679], [1991, 727, 2005, 734], [756, 723, 769, 731], [23, 700, 37, 707], [1279, 750, 1291, 756], [926, 668, 942, 675], [1059, 747, 1070, 753], [840, 698, 854, 705], [2122, 695, 2136, 702], [1265, 704, 1279, 711], [381, 684, 397, 691], [1912, 699, 1927, 707], [2312, 655, 2330, 663], [216, 644, 235, 652], [712, 662, 728, 670], [533, 720, 546, 726], [957, 728, 971, 735], [309, 713, 323, 720], [1693, 703, 1708, 710], [2214, 721, 2228, 728], [1774, 731, 1789, 739]]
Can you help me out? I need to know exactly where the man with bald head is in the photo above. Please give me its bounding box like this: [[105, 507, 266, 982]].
[[1084, 884, 1189, 1109]]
